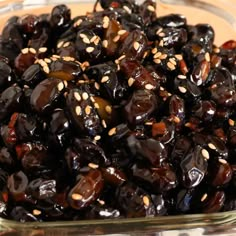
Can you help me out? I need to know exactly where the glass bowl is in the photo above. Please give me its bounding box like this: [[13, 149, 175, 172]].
[[0, 1, 235, 235]]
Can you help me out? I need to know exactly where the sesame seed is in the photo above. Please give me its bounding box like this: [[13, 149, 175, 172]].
[[123, 5, 132, 14], [39, 47, 47, 53], [75, 19, 82, 26], [90, 96, 95, 103], [159, 40, 164, 47], [154, 59, 161, 64], [101, 76, 109, 83], [102, 40, 108, 48], [94, 135, 101, 141], [145, 84, 155, 90], [118, 29, 127, 36], [145, 122, 153, 126], [143, 196, 150, 207], [105, 105, 112, 114], [57, 41, 64, 48], [169, 58, 177, 65], [43, 65, 50, 74], [213, 47, 220, 53], [153, 52, 162, 59], [74, 92, 81, 101], [201, 193, 208, 202], [52, 54, 60, 59], [160, 54, 167, 59], [102, 120, 107, 128], [94, 37, 100, 46], [33, 209, 42, 216], [75, 106, 82, 116], [201, 149, 210, 160], [71, 193, 83, 200], [151, 48, 158, 54], [82, 92, 89, 100], [205, 52, 210, 62], [178, 86, 187, 93], [97, 199, 105, 205], [94, 82, 100, 90], [79, 33, 87, 39], [88, 163, 99, 169], [38, 60, 47, 67], [229, 119, 235, 126], [29, 48, 36, 54], [57, 82, 64, 91], [86, 47, 95, 53], [108, 127, 117, 136], [83, 37, 90, 44], [160, 86, 164, 91], [128, 77, 135, 87], [208, 143, 216, 150], [147, 5, 155, 12], [156, 28, 163, 35], [177, 75, 187, 80], [21, 48, 29, 54], [167, 62, 176, 70], [94, 103, 100, 109], [90, 35, 97, 43], [117, 55, 126, 61], [185, 122, 191, 127], [173, 116, 180, 123], [85, 105, 91, 115], [23, 85, 29, 89], [175, 54, 183, 60], [158, 32, 166, 37], [143, 51, 148, 59], [113, 35, 120, 43], [44, 58, 51, 63], [133, 41, 140, 51], [219, 159, 227, 164]]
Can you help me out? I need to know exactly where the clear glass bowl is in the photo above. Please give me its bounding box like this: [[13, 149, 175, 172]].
[[0, 1, 235, 235]]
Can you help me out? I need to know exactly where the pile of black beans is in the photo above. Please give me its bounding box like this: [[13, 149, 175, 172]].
[[0, 0, 235, 222]]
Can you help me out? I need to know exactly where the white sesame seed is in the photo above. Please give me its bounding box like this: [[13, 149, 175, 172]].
[[102, 40, 108, 48], [167, 62, 176, 70], [97, 199, 105, 205], [128, 77, 135, 87], [33, 209, 42, 216], [201, 193, 208, 202], [160, 86, 164, 91], [57, 82, 64, 91], [75, 19, 82, 27], [74, 92, 81, 101], [113, 35, 120, 43], [118, 29, 127, 36], [152, 48, 158, 54], [173, 116, 180, 123], [39, 47, 47, 53], [52, 54, 60, 59], [94, 135, 101, 141], [143, 196, 150, 207], [155, 28, 163, 35], [90, 35, 97, 43], [159, 40, 164, 47], [82, 92, 89, 100], [160, 54, 167, 59], [205, 52, 210, 62], [117, 55, 126, 61], [43, 65, 50, 74], [90, 96, 95, 103], [83, 37, 90, 44], [153, 52, 162, 59], [201, 149, 210, 160], [108, 127, 117, 136], [29, 48, 36, 54], [102, 120, 107, 128], [94, 82, 100, 90], [154, 59, 161, 64], [147, 5, 155, 12], [123, 5, 132, 14], [21, 48, 29, 54], [57, 41, 64, 48], [94, 103, 100, 109], [133, 41, 140, 51], [71, 193, 83, 200], [175, 54, 183, 60], [79, 33, 87, 39], [219, 159, 227, 164], [38, 60, 47, 67], [145, 122, 153, 126], [169, 58, 177, 65], [44, 58, 51, 63], [178, 86, 187, 93], [101, 76, 109, 83], [85, 105, 91, 115], [229, 119, 235, 126], [214, 47, 220, 53], [105, 105, 112, 114], [177, 75, 187, 80], [86, 47, 95, 53], [88, 163, 99, 169], [145, 84, 155, 90], [208, 143, 216, 150], [158, 32, 166, 37], [75, 106, 82, 116]]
